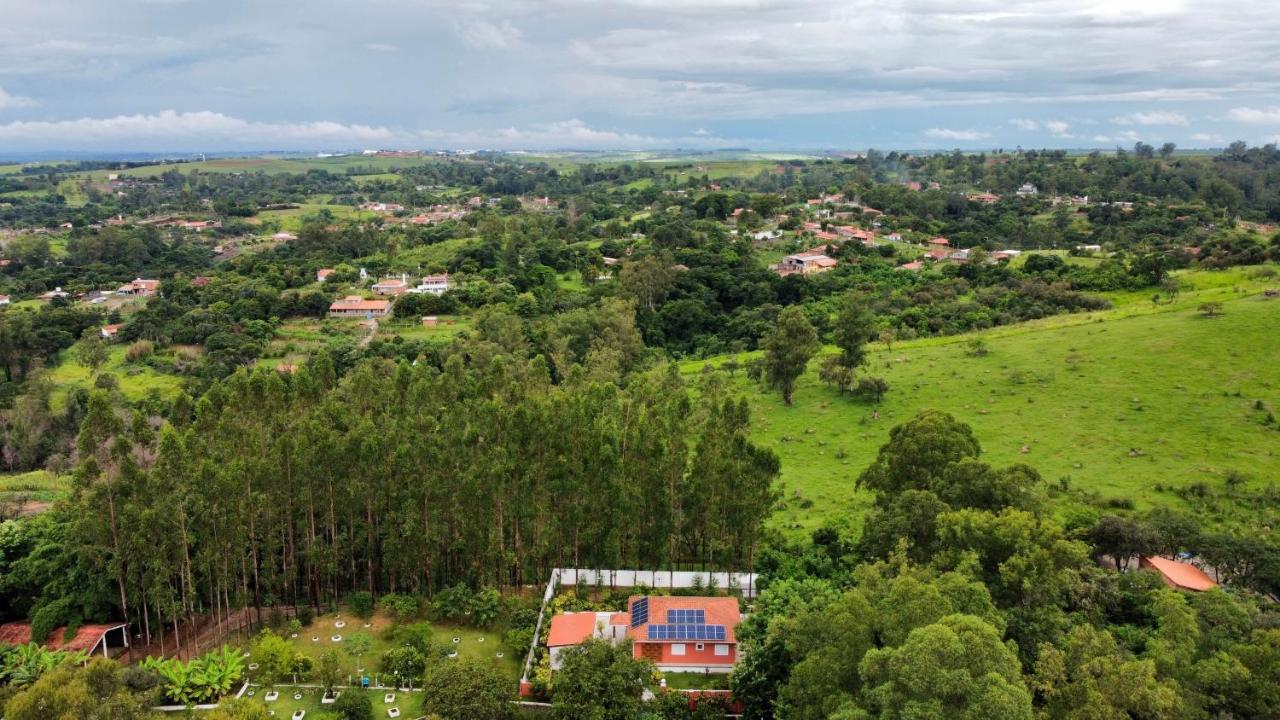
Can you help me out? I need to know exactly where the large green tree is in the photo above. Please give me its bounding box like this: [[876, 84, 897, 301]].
[[762, 306, 819, 405]]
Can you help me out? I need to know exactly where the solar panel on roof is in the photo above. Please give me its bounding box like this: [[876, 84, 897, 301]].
[[666, 609, 706, 624], [631, 597, 649, 628], [647, 624, 728, 641]]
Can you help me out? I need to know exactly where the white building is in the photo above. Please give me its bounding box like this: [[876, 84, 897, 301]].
[[409, 274, 451, 295]]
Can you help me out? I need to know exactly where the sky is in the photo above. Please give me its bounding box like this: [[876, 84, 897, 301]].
[[0, 0, 1278, 153]]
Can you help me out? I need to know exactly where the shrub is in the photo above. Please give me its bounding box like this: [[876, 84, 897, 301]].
[[855, 376, 890, 402], [331, 690, 373, 720], [125, 340, 155, 362], [378, 593, 419, 624], [429, 584, 472, 624], [296, 606, 314, 627], [347, 591, 374, 618]]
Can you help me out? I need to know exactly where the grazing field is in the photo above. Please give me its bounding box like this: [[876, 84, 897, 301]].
[[687, 267, 1280, 535]]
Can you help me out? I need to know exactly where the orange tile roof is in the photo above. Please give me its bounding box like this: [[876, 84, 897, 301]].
[[625, 596, 740, 644], [0, 622, 125, 653], [1143, 556, 1218, 591], [609, 612, 630, 626], [330, 296, 391, 312], [547, 612, 600, 647]]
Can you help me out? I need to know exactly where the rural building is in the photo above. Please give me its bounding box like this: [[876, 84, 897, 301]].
[[969, 191, 1001, 204], [100, 324, 122, 340], [316, 268, 334, 283], [927, 236, 950, 247], [372, 277, 409, 296], [0, 622, 129, 658], [775, 252, 837, 276], [40, 287, 70, 300], [410, 274, 451, 295], [545, 596, 741, 674], [117, 278, 159, 297], [329, 296, 391, 319], [897, 261, 923, 271], [273, 232, 298, 242], [0, 295, 9, 306], [1016, 182, 1039, 197], [1140, 556, 1218, 592]]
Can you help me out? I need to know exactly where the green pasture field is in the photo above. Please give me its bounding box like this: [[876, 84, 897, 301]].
[[686, 266, 1280, 535]]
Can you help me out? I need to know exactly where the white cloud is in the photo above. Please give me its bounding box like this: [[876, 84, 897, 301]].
[[364, 43, 397, 52], [0, 110, 398, 146], [1111, 110, 1190, 126], [924, 128, 989, 142], [1010, 118, 1039, 130], [419, 118, 740, 150], [454, 18, 524, 49], [693, 127, 711, 136], [1045, 120, 1072, 136], [1092, 130, 1142, 144], [0, 109, 744, 151], [1190, 132, 1225, 145], [0, 87, 36, 110], [1227, 106, 1280, 124]]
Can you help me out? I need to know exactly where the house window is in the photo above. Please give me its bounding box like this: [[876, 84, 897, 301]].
[[671, 644, 686, 656], [696, 643, 705, 652], [714, 644, 730, 656]]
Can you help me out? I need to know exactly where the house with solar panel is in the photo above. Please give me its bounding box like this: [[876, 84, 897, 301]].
[[545, 595, 741, 673]]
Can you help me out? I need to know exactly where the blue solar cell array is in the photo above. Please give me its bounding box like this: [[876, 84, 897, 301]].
[[647, 624, 726, 641], [630, 597, 649, 628], [667, 609, 705, 624]]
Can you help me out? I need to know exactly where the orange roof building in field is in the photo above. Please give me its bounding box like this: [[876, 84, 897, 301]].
[[1140, 556, 1218, 591], [328, 296, 391, 319]]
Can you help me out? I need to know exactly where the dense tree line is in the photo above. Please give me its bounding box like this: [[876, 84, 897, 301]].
[[729, 410, 1280, 720], [2, 330, 778, 651]]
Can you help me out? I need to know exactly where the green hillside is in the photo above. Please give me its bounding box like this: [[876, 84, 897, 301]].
[[688, 268, 1280, 535]]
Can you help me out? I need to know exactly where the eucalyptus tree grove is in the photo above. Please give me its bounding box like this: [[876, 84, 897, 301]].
[[58, 351, 778, 647]]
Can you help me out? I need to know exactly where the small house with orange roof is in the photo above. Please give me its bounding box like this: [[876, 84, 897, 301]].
[[328, 296, 392, 319], [624, 595, 740, 673], [100, 324, 123, 341], [1140, 556, 1218, 592]]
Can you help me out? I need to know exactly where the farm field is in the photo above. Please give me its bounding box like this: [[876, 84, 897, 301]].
[[687, 267, 1280, 535], [240, 686, 422, 719]]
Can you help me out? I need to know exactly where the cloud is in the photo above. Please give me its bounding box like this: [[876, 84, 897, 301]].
[[418, 118, 741, 150], [0, 87, 36, 110], [0, 110, 740, 150], [924, 128, 989, 142], [1111, 110, 1190, 126], [0, 110, 398, 147], [1190, 132, 1225, 145], [1092, 130, 1142, 144], [693, 127, 711, 136], [454, 18, 524, 49], [1227, 106, 1280, 124], [1010, 118, 1039, 130], [364, 43, 397, 52], [1045, 120, 1072, 137]]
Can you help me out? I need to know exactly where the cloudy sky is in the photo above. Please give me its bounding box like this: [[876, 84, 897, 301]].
[[0, 0, 1278, 152]]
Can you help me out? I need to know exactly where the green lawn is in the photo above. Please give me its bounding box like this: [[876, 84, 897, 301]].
[[0, 471, 69, 505], [48, 345, 184, 407], [663, 672, 730, 690], [688, 268, 1280, 535], [245, 609, 519, 689], [377, 316, 470, 342], [239, 686, 420, 718]]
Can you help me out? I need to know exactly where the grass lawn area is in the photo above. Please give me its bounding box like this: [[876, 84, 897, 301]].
[[377, 316, 469, 342], [686, 267, 1280, 535], [246, 609, 519, 688], [258, 204, 373, 232], [0, 470, 69, 505], [48, 345, 184, 407], [240, 686, 421, 718]]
